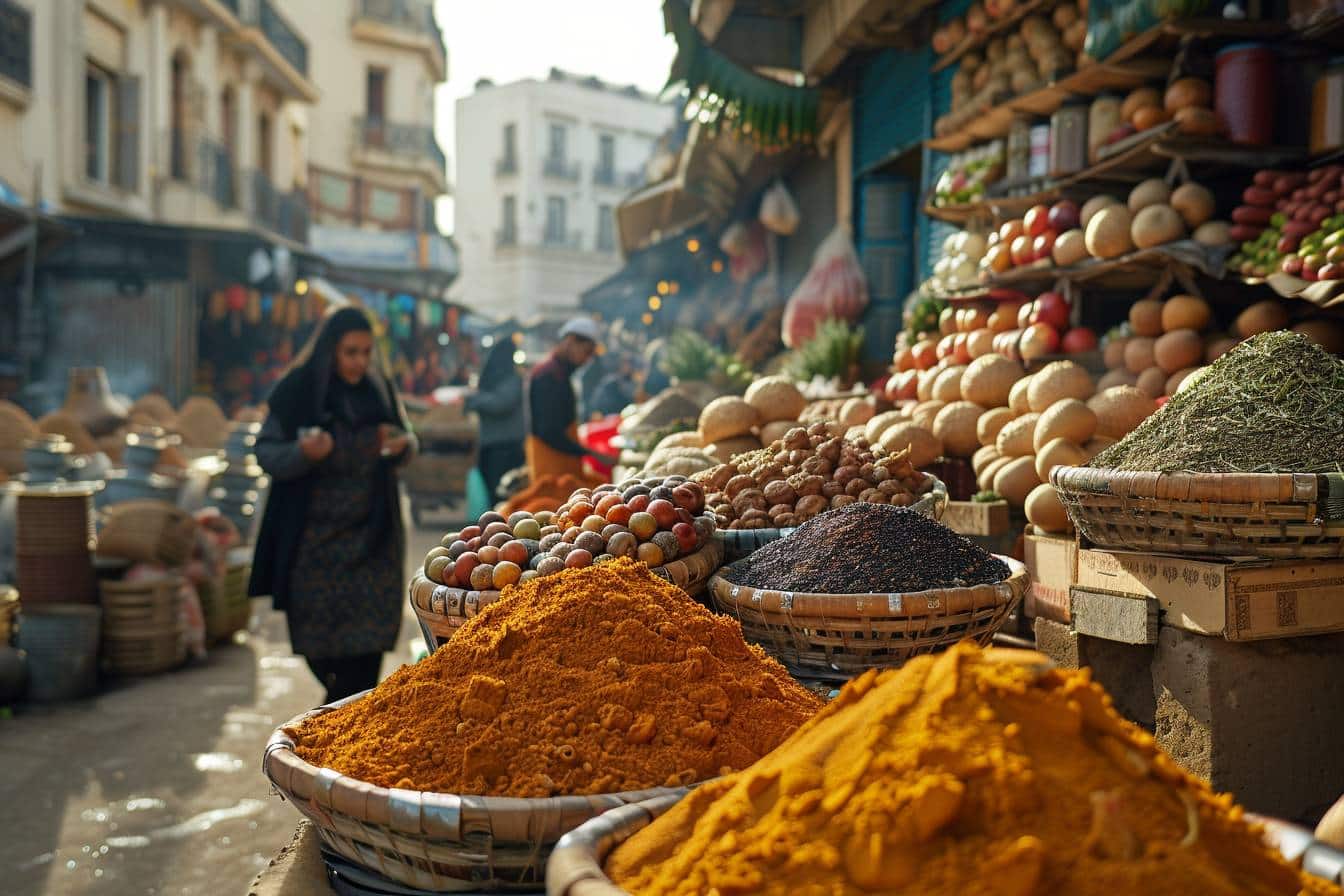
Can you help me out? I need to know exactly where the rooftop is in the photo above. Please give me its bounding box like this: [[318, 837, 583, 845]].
[[472, 68, 665, 104]]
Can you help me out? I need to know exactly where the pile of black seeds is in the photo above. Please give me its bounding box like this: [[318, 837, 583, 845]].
[[730, 503, 1010, 594], [1090, 331, 1344, 474]]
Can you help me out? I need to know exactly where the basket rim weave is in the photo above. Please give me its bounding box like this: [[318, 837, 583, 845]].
[[1051, 465, 1335, 506], [547, 794, 681, 896]]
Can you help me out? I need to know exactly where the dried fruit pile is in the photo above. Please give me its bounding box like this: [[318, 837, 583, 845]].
[[424, 477, 715, 591], [692, 423, 936, 530]]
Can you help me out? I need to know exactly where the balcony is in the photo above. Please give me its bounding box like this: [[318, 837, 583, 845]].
[[352, 0, 446, 81], [353, 117, 449, 193], [251, 169, 309, 244], [542, 230, 583, 251], [168, 129, 238, 209], [542, 156, 580, 182], [495, 155, 518, 177], [495, 227, 518, 249], [0, 0, 31, 99], [593, 165, 644, 190], [259, 0, 307, 76], [223, 0, 316, 101]]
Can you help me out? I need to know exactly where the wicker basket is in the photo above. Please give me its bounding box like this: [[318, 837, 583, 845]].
[[100, 577, 180, 628], [719, 478, 949, 562], [102, 626, 185, 676], [0, 585, 17, 644], [97, 500, 196, 566], [263, 695, 689, 892], [1051, 466, 1344, 559], [706, 556, 1029, 683], [410, 538, 726, 650], [221, 559, 251, 635]]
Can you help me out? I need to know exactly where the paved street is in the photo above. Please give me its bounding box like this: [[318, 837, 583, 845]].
[[0, 521, 450, 896]]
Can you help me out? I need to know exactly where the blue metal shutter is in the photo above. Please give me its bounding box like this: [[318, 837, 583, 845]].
[[856, 176, 914, 364]]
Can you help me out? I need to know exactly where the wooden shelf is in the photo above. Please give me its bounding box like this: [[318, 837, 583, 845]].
[[1106, 18, 1292, 67], [931, 0, 1059, 73], [980, 240, 1233, 292]]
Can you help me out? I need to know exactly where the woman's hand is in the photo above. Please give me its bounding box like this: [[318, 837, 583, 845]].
[[300, 429, 334, 462]]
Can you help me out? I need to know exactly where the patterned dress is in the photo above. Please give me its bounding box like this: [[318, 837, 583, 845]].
[[286, 418, 402, 659]]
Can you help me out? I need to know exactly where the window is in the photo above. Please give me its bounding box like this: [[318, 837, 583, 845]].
[[85, 63, 116, 183], [548, 123, 566, 161], [169, 53, 189, 179], [366, 67, 387, 121], [257, 111, 273, 179], [597, 134, 615, 181], [220, 86, 237, 156], [544, 196, 566, 245], [500, 195, 517, 243], [503, 123, 516, 162], [596, 204, 615, 252]]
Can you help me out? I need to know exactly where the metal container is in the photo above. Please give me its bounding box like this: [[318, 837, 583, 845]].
[[1028, 122, 1052, 179], [1050, 100, 1089, 177], [1311, 57, 1344, 154], [17, 604, 101, 701], [1007, 116, 1032, 182]]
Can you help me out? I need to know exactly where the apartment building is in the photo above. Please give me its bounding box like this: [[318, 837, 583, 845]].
[[452, 69, 675, 323]]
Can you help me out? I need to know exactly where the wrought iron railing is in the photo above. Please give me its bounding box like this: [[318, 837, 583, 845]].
[[495, 156, 518, 177], [251, 169, 308, 243], [542, 229, 583, 250], [167, 129, 238, 209], [495, 228, 518, 249], [0, 0, 32, 89], [542, 156, 580, 181], [593, 164, 616, 186], [258, 0, 308, 76], [355, 117, 447, 174]]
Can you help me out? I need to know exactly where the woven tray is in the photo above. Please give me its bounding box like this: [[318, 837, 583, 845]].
[[706, 556, 1028, 683], [263, 695, 689, 892], [410, 537, 726, 651], [1051, 466, 1344, 559], [719, 478, 949, 562]]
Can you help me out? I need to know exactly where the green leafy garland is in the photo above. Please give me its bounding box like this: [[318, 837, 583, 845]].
[[662, 0, 820, 152]]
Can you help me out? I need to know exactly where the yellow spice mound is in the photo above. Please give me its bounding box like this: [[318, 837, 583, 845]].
[[608, 643, 1338, 896]]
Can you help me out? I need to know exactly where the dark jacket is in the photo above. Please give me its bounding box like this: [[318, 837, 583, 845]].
[[526, 353, 586, 456], [465, 348, 524, 448]]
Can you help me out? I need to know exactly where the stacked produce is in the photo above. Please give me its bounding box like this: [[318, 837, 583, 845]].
[[930, 144, 1004, 209], [1229, 165, 1344, 280], [424, 478, 716, 591], [294, 559, 822, 797], [691, 423, 936, 530], [1091, 331, 1344, 474], [1098, 293, 1224, 397], [1096, 77, 1219, 151], [606, 642, 1337, 896], [729, 503, 1009, 594], [928, 231, 991, 295]]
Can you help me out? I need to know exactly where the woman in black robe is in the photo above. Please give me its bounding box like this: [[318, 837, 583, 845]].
[[248, 306, 416, 703]]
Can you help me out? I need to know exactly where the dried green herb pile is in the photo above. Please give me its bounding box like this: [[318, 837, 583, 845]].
[[729, 503, 1009, 594], [1090, 331, 1344, 474]]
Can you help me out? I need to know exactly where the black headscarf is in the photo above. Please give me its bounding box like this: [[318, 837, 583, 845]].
[[477, 340, 519, 392]]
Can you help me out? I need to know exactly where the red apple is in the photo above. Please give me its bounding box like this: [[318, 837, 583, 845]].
[[1031, 291, 1071, 329], [1010, 234, 1035, 266], [672, 522, 698, 554], [647, 499, 679, 529], [1047, 199, 1081, 233], [1000, 219, 1026, 243], [1281, 254, 1304, 276], [1024, 204, 1052, 237], [1033, 229, 1058, 262], [1019, 323, 1061, 362], [1061, 327, 1098, 354]]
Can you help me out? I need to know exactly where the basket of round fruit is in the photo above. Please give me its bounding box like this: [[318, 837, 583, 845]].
[[410, 476, 723, 648]]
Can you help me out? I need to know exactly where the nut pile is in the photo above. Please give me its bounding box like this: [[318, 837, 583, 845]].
[[692, 422, 935, 530], [424, 477, 716, 591]]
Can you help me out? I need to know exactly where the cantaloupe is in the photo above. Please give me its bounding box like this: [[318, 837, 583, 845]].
[[932, 365, 968, 403], [972, 444, 1001, 475], [1033, 399, 1097, 450], [1165, 367, 1199, 396], [911, 400, 948, 430], [879, 422, 943, 468], [932, 401, 986, 458], [1129, 299, 1164, 337], [1009, 375, 1034, 416], [1131, 204, 1185, 249], [1027, 361, 1094, 412], [1081, 194, 1121, 228], [1193, 220, 1232, 246], [864, 410, 905, 445], [977, 406, 1016, 447], [1035, 437, 1088, 482], [1025, 483, 1070, 533], [1097, 368, 1139, 391], [1085, 205, 1136, 259], [916, 367, 940, 401], [1124, 337, 1156, 374], [1088, 386, 1157, 439], [1170, 183, 1215, 229], [967, 328, 997, 358], [1161, 295, 1212, 332], [1154, 329, 1203, 374], [1234, 301, 1290, 338], [979, 455, 1015, 492], [743, 376, 807, 423], [699, 397, 760, 444], [1135, 366, 1167, 399], [995, 413, 1041, 458], [995, 456, 1042, 506], [1053, 229, 1089, 266], [960, 354, 1023, 408], [1128, 178, 1171, 213]]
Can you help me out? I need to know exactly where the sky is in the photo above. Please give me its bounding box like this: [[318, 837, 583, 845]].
[[433, 0, 678, 232]]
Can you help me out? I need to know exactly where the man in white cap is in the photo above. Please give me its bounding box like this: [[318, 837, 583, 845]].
[[524, 317, 615, 481]]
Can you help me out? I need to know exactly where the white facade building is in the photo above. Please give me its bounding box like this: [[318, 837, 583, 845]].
[[451, 69, 675, 323]]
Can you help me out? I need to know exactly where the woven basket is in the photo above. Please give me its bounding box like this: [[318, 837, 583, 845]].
[[719, 479, 949, 562], [410, 538, 726, 650], [221, 560, 251, 634], [263, 695, 689, 892], [15, 486, 96, 556], [97, 500, 196, 566], [103, 626, 185, 676], [0, 585, 17, 644], [706, 556, 1028, 683], [17, 552, 97, 606], [100, 577, 181, 629], [1051, 466, 1344, 559]]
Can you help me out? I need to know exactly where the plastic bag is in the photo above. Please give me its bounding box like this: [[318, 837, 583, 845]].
[[781, 226, 870, 349], [759, 180, 800, 235]]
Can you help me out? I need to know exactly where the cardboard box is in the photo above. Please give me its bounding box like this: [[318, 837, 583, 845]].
[[1075, 549, 1344, 641], [1023, 533, 1077, 623], [942, 500, 1011, 537]]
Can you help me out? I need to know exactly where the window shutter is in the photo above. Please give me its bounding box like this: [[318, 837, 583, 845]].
[[117, 74, 141, 192]]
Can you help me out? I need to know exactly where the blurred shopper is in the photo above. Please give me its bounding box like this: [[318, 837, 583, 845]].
[[249, 307, 416, 703], [588, 354, 637, 417], [524, 318, 616, 480], [464, 340, 525, 500]]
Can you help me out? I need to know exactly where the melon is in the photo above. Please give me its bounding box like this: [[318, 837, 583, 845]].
[[1124, 337, 1156, 375], [972, 444, 1001, 475], [1161, 295, 1212, 332], [1177, 366, 1211, 394], [1165, 367, 1199, 396], [878, 423, 943, 468], [1170, 183, 1215, 229], [1081, 194, 1121, 228], [1087, 386, 1157, 439], [1135, 366, 1167, 399], [994, 456, 1042, 507], [1025, 483, 1070, 533], [699, 397, 760, 444], [656, 430, 703, 452], [1153, 328, 1203, 374], [1234, 301, 1290, 338], [932, 401, 987, 458], [1084, 435, 1117, 458], [743, 376, 806, 423], [1009, 375, 1034, 416], [839, 396, 875, 427], [1033, 398, 1097, 450], [1131, 204, 1185, 249], [1132, 105, 1169, 131], [961, 354, 1023, 408], [979, 455, 1015, 492], [1085, 205, 1136, 259], [1097, 368, 1139, 391], [1035, 437, 1088, 482], [1128, 178, 1171, 213], [932, 365, 968, 403], [1293, 318, 1344, 354], [1027, 361, 1094, 412], [1165, 77, 1212, 114], [705, 436, 762, 463], [911, 400, 948, 430], [1193, 220, 1232, 246], [916, 368, 940, 401], [864, 410, 905, 445], [1103, 336, 1129, 369], [1175, 106, 1220, 137], [967, 328, 997, 358], [1128, 299, 1164, 337], [1204, 335, 1239, 362], [995, 413, 1041, 458], [1052, 229, 1089, 266], [977, 406, 1016, 447]]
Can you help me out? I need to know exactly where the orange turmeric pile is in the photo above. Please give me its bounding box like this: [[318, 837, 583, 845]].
[[292, 558, 821, 797], [609, 643, 1339, 896]]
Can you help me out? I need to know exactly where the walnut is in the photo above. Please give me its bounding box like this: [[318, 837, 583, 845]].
[[833, 465, 860, 486], [788, 448, 812, 467], [859, 462, 876, 480], [731, 489, 767, 516], [859, 488, 887, 504], [707, 465, 736, 491], [890, 493, 914, 507], [817, 438, 842, 463], [763, 480, 797, 507], [846, 478, 868, 497], [822, 481, 844, 499], [773, 513, 798, 528], [807, 422, 831, 438], [877, 478, 907, 497], [871, 465, 891, 483], [768, 504, 794, 523], [756, 462, 785, 483], [798, 475, 826, 497], [784, 428, 811, 451], [724, 474, 756, 499], [830, 494, 857, 510], [795, 494, 829, 518]]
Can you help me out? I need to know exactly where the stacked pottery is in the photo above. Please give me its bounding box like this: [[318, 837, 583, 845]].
[[209, 422, 268, 543], [22, 436, 76, 485], [99, 429, 180, 509], [62, 367, 128, 438]]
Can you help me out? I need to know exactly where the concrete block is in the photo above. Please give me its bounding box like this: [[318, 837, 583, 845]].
[[1071, 588, 1158, 645], [1152, 627, 1344, 823], [1032, 617, 1156, 731]]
